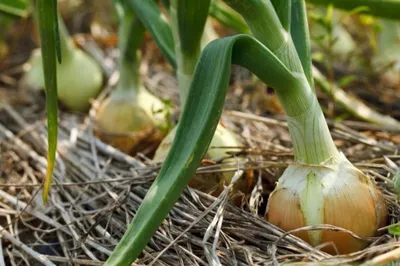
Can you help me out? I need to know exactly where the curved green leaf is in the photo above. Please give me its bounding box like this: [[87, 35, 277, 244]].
[[105, 34, 299, 266], [224, 0, 304, 75], [307, 0, 400, 20], [128, 0, 176, 68], [36, 0, 59, 204]]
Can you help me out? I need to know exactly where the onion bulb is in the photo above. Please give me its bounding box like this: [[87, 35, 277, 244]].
[[95, 3, 170, 155], [95, 88, 168, 155], [266, 152, 387, 254], [22, 18, 103, 112]]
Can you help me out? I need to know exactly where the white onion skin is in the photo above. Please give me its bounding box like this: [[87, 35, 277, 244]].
[[266, 153, 387, 254], [23, 48, 103, 112]]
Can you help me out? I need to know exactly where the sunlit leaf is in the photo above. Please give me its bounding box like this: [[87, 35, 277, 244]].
[[36, 0, 60, 204]]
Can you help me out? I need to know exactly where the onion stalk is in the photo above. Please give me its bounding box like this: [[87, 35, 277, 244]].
[[22, 15, 103, 112], [94, 0, 168, 155]]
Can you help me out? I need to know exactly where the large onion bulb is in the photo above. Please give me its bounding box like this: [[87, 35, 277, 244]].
[[266, 153, 387, 254]]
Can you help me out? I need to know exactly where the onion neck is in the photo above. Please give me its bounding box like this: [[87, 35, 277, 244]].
[[170, 0, 200, 107], [276, 77, 339, 165], [114, 5, 144, 98]]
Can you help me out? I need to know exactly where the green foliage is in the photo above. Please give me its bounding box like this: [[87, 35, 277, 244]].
[[173, 0, 211, 56], [388, 221, 400, 236], [36, 0, 60, 203], [209, 0, 250, 34], [307, 0, 400, 20], [0, 0, 28, 17], [128, 0, 176, 68]]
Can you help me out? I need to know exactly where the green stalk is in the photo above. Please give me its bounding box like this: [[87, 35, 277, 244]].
[[307, 0, 400, 20], [169, 0, 211, 106], [169, 5, 198, 105], [114, 0, 144, 96]]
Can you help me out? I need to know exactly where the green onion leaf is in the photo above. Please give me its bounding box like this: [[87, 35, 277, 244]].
[[0, 0, 28, 17], [128, 0, 176, 68], [36, 0, 59, 204], [105, 34, 297, 266]]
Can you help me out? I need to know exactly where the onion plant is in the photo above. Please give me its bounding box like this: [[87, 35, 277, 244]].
[[22, 13, 103, 112], [94, 0, 169, 155], [105, 0, 388, 264], [128, 0, 249, 195]]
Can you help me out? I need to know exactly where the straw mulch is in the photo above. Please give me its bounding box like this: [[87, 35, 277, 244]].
[[0, 40, 399, 266]]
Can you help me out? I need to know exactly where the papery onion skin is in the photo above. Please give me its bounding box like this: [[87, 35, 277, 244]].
[[266, 153, 387, 254]]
